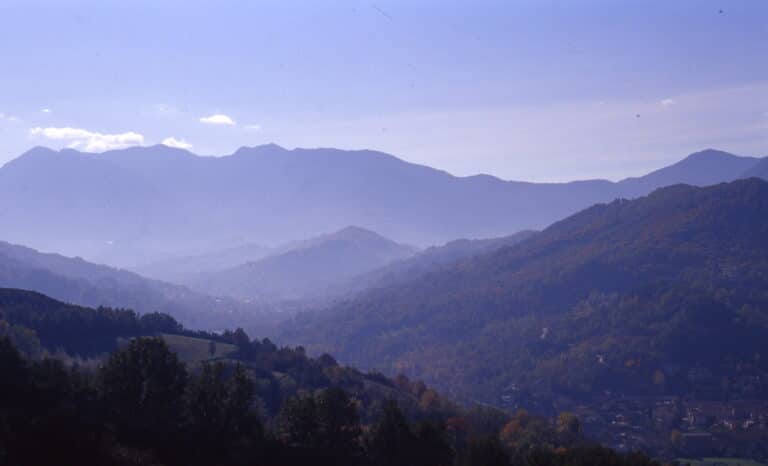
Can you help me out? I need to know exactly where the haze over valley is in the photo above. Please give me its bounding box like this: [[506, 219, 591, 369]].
[[2, 1, 768, 465]]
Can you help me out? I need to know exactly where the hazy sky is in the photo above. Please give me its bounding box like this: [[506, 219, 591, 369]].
[[0, 0, 766, 181]]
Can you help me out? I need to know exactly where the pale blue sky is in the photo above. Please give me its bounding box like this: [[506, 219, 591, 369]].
[[0, 0, 766, 181]]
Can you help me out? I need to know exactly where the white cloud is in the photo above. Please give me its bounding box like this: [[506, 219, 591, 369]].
[[29, 127, 144, 152], [161, 137, 193, 150], [661, 98, 676, 107], [41, 108, 52, 113], [245, 124, 262, 131], [200, 113, 236, 125]]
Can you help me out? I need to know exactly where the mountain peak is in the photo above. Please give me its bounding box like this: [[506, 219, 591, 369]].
[[231, 143, 288, 157], [332, 225, 381, 240], [683, 148, 743, 162], [17, 146, 59, 158]]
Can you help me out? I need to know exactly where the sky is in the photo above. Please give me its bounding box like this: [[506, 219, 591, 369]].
[[0, 0, 766, 182]]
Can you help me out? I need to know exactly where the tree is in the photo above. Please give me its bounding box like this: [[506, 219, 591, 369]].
[[100, 337, 187, 439], [315, 387, 361, 453], [232, 328, 252, 358], [414, 420, 454, 466], [186, 362, 262, 465], [279, 394, 319, 447], [459, 437, 509, 466], [367, 400, 416, 466]]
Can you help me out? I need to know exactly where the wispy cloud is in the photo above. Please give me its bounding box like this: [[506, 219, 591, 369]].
[[200, 113, 236, 126], [161, 137, 193, 150], [660, 98, 675, 107], [29, 127, 144, 152], [0, 113, 19, 121], [41, 108, 52, 113], [245, 124, 262, 131]]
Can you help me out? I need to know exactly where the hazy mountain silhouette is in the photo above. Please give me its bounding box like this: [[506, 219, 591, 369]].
[[0, 240, 270, 329], [0, 145, 762, 267], [614, 148, 760, 197], [333, 229, 538, 298], [133, 242, 272, 283], [280, 179, 768, 404], [186, 226, 417, 301], [742, 156, 768, 180]]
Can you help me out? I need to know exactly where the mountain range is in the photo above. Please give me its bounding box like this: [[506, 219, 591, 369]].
[[0, 144, 764, 267]]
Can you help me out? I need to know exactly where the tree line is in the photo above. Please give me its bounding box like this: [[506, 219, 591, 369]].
[[0, 335, 664, 466]]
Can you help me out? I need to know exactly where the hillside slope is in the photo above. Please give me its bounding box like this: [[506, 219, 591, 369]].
[[280, 179, 768, 406], [0, 241, 267, 330], [132, 242, 272, 283], [743, 157, 768, 180]]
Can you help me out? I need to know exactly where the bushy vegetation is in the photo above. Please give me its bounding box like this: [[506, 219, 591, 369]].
[[0, 335, 662, 466], [0, 288, 662, 466]]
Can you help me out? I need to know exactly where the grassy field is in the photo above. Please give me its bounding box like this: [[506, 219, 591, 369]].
[[677, 458, 766, 466], [160, 333, 237, 365]]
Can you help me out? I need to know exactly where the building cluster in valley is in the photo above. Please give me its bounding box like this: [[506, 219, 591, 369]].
[[570, 397, 768, 458]]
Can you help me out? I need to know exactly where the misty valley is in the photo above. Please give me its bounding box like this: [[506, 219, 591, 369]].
[[1, 144, 768, 466], [2, 2, 768, 465]]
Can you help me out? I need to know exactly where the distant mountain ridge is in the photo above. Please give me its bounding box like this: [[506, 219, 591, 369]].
[[0, 240, 269, 330], [0, 144, 763, 266], [743, 156, 768, 179], [186, 226, 417, 301], [133, 242, 273, 283]]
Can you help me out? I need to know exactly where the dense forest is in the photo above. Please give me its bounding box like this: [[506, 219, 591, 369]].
[[279, 179, 768, 459], [0, 288, 664, 466]]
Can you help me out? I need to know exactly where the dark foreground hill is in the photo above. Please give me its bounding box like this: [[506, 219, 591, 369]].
[[0, 288, 662, 466], [281, 179, 768, 407]]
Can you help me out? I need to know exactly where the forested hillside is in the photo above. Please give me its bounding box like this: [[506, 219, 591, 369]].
[[0, 288, 661, 466], [337, 230, 537, 297], [281, 179, 768, 407]]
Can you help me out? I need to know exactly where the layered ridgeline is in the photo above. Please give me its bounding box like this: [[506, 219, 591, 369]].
[[133, 241, 272, 284], [337, 229, 538, 297], [744, 157, 768, 179], [280, 179, 768, 408], [0, 240, 274, 330], [0, 144, 764, 267], [0, 288, 661, 466], [157, 226, 417, 301]]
